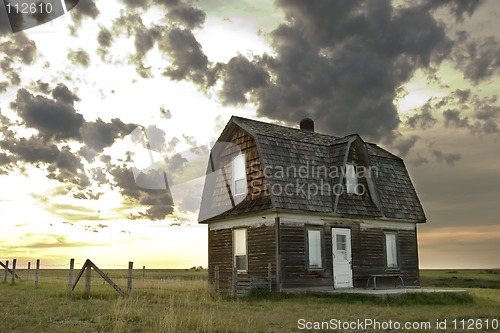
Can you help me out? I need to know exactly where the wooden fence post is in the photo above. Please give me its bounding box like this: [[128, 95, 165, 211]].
[[127, 262, 133, 296], [3, 260, 8, 284], [27, 262, 31, 280], [232, 267, 237, 296], [35, 259, 40, 288], [68, 258, 75, 296], [11, 259, 16, 284], [84, 264, 91, 298], [268, 263, 272, 292], [214, 265, 219, 293], [142, 266, 145, 283]]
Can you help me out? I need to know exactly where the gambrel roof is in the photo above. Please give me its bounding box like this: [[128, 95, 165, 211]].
[[199, 116, 426, 223]]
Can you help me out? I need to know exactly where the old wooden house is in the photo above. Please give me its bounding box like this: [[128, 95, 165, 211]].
[[198, 116, 426, 292]]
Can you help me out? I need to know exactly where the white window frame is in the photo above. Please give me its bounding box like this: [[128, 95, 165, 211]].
[[385, 232, 399, 269], [307, 228, 323, 269], [233, 228, 247, 272], [345, 163, 359, 195], [232, 154, 246, 196]]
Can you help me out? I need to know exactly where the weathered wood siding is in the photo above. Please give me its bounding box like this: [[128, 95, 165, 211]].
[[279, 223, 332, 288], [279, 219, 420, 289], [208, 228, 232, 290], [247, 224, 276, 289], [354, 224, 419, 287], [208, 222, 277, 291]]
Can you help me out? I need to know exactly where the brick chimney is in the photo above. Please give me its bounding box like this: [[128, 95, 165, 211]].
[[300, 118, 314, 132]]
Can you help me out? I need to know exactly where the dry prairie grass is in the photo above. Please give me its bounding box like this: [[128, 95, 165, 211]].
[[0, 269, 499, 332]]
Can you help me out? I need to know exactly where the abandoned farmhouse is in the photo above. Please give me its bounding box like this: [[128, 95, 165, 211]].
[[198, 116, 426, 292]]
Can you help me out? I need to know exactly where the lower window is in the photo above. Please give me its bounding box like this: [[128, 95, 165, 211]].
[[385, 232, 399, 269], [307, 229, 322, 269], [233, 228, 247, 271]]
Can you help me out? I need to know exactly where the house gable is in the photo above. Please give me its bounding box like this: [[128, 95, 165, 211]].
[[199, 124, 272, 222]]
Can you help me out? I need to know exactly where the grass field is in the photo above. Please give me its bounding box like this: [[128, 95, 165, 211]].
[[0, 268, 499, 332]]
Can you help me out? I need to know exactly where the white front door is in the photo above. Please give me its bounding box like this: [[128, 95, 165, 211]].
[[332, 228, 353, 288]]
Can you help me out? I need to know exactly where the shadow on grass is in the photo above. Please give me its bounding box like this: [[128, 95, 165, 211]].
[[231, 288, 474, 306]]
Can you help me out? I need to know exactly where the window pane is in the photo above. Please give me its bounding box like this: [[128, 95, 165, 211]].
[[233, 154, 246, 196], [308, 230, 322, 268], [385, 233, 398, 268], [234, 179, 246, 195], [234, 229, 247, 255], [346, 164, 358, 194], [235, 255, 247, 271], [336, 235, 346, 251]]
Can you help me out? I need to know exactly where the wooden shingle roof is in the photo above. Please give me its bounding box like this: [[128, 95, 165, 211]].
[[199, 116, 426, 223]]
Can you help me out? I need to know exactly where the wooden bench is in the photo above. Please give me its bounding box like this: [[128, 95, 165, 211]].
[[365, 274, 405, 290]]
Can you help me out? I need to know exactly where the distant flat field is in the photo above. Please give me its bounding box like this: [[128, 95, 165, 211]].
[[0, 269, 499, 332]]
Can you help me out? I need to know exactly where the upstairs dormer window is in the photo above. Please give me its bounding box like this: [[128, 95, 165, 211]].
[[345, 163, 359, 195], [232, 154, 246, 196]]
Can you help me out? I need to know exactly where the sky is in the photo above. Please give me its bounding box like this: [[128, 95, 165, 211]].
[[0, 0, 499, 270]]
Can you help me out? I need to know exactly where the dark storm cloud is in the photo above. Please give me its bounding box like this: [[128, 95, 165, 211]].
[[219, 55, 269, 105], [136, 26, 162, 59], [412, 89, 500, 135], [0, 134, 89, 187], [3, 85, 162, 217], [453, 89, 471, 104], [110, 12, 163, 77], [0, 33, 37, 87], [418, 0, 485, 22], [212, 0, 477, 141], [31, 80, 51, 94], [52, 83, 80, 105], [165, 153, 187, 175], [443, 109, 470, 128], [4, 81, 170, 219], [109, 1, 217, 84], [68, 0, 99, 35], [97, 26, 113, 47], [0, 81, 8, 93], [158, 28, 209, 85], [81, 118, 138, 153], [70, 0, 99, 23], [67, 49, 91, 67], [391, 135, 419, 158], [10, 88, 84, 140], [4, 33, 37, 64], [109, 164, 174, 220], [452, 33, 500, 84], [411, 153, 429, 167], [166, 3, 206, 29], [470, 95, 500, 134], [97, 26, 113, 60], [120, 0, 203, 27], [121, 0, 149, 9], [406, 101, 438, 129], [430, 149, 462, 166], [1, 136, 59, 164], [90, 168, 107, 183], [64, 0, 80, 11]]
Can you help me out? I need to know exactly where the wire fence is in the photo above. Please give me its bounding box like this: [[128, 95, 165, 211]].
[[1, 258, 209, 298]]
